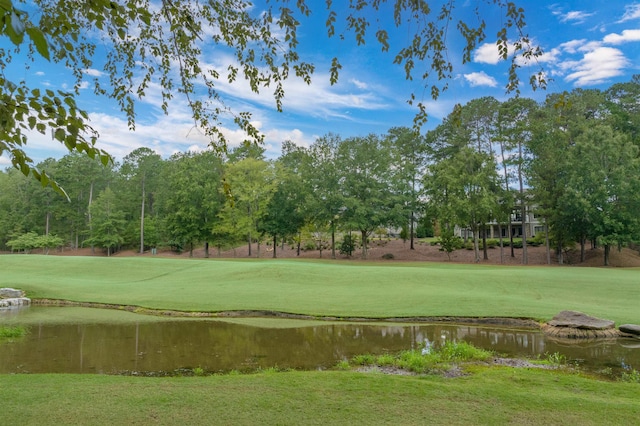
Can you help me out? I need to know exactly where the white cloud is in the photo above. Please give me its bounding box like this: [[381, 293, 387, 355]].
[[564, 47, 629, 86], [473, 42, 510, 64], [198, 53, 390, 120], [560, 39, 587, 54], [78, 81, 90, 90], [463, 72, 498, 87], [83, 68, 104, 77], [350, 79, 368, 89], [618, 3, 640, 23], [603, 29, 640, 44], [35, 71, 45, 76], [558, 11, 594, 24]]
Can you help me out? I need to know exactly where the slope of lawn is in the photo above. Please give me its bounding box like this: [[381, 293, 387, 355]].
[[2, 255, 639, 324], [1, 368, 639, 425]]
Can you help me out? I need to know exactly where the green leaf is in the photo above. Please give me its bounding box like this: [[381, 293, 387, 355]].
[[26, 27, 50, 61], [54, 128, 65, 142]]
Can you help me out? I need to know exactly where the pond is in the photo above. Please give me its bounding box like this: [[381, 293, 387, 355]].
[[1, 307, 639, 375]]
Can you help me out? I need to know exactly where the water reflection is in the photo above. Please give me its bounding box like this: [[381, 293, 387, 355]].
[[0, 308, 638, 375]]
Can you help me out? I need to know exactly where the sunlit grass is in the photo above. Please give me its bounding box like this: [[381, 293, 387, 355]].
[[349, 341, 493, 374], [0, 325, 28, 340], [1, 255, 639, 323]]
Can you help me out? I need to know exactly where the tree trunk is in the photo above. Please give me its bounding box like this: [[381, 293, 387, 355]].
[[545, 221, 551, 265], [140, 178, 145, 254], [410, 211, 415, 250], [89, 181, 94, 254], [473, 227, 480, 263], [604, 244, 611, 266], [273, 235, 277, 258], [204, 241, 209, 258], [498, 223, 504, 264], [297, 231, 301, 256], [247, 232, 252, 256], [482, 225, 488, 260], [331, 224, 336, 259], [518, 141, 528, 265], [556, 243, 564, 265], [361, 230, 368, 259], [509, 221, 514, 257]]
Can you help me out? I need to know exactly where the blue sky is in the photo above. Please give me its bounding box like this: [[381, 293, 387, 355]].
[[3, 1, 640, 166]]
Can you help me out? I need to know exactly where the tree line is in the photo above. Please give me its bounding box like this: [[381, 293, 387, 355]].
[[1, 77, 638, 265]]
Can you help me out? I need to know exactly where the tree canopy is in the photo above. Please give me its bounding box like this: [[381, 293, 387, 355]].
[[1, 0, 543, 189]]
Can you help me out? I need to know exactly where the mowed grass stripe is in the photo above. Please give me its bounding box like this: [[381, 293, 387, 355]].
[[1, 255, 638, 323]]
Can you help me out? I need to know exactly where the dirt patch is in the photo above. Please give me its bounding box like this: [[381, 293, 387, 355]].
[[89, 239, 640, 267]]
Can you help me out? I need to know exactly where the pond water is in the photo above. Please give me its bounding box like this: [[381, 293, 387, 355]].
[[1, 307, 639, 375]]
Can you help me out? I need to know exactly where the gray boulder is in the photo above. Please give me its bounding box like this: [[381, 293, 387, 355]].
[[619, 324, 640, 336], [547, 310, 615, 330], [0, 288, 25, 298]]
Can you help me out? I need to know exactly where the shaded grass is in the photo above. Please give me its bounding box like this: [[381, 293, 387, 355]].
[[0, 369, 638, 425], [2, 255, 640, 323]]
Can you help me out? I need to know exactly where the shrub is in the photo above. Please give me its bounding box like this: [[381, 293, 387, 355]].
[[381, 253, 394, 259], [352, 354, 376, 366], [530, 233, 546, 247], [485, 239, 499, 248], [339, 234, 356, 256]]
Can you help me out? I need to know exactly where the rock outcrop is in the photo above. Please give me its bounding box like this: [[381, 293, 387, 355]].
[[0, 288, 30, 308], [619, 324, 640, 337], [542, 310, 620, 339]]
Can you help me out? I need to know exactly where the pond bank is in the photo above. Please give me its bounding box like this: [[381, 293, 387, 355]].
[[33, 298, 542, 328]]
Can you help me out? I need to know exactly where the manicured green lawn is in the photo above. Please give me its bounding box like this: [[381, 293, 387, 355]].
[[2, 255, 639, 323], [1, 368, 638, 425]]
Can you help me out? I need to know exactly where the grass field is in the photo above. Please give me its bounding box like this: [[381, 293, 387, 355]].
[[2, 255, 639, 424], [1, 369, 639, 425], [1, 255, 639, 323]]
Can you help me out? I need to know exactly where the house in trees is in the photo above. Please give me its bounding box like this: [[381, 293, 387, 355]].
[[456, 204, 544, 240]]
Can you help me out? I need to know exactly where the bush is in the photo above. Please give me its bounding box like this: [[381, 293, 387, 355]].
[[381, 253, 394, 259], [339, 234, 356, 256], [485, 239, 499, 248], [530, 233, 546, 246]]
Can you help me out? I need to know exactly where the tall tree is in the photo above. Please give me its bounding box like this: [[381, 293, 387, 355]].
[[385, 127, 430, 250], [119, 147, 163, 253], [338, 135, 398, 259], [159, 151, 225, 256], [562, 125, 640, 266], [303, 134, 344, 258], [499, 97, 538, 264], [84, 187, 126, 256], [221, 157, 276, 257]]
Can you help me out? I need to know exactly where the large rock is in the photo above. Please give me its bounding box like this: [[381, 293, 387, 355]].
[[619, 324, 640, 336], [0, 297, 30, 308], [547, 310, 615, 330], [0, 288, 25, 298]]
